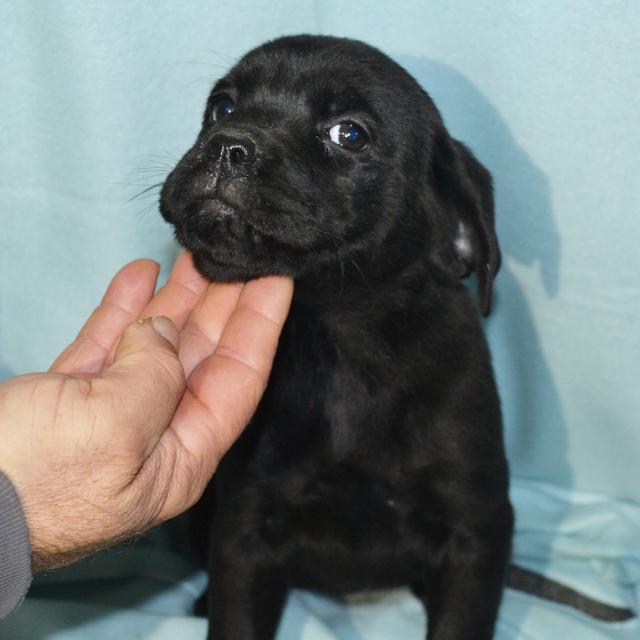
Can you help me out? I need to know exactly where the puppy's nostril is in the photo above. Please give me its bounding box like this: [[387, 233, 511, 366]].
[[229, 145, 250, 165], [209, 134, 257, 168]]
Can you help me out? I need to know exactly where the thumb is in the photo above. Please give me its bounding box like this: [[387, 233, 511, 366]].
[[100, 317, 185, 446], [115, 316, 180, 359]]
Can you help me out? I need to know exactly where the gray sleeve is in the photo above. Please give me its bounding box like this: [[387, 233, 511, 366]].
[[0, 470, 32, 619]]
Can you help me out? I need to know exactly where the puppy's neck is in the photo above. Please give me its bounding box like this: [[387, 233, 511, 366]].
[[292, 258, 437, 318]]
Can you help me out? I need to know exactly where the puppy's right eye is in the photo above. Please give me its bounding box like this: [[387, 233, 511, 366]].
[[211, 96, 236, 122], [327, 122, 367, 151]]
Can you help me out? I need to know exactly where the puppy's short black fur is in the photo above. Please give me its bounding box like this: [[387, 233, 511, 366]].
[[161, 35, 513, 640]]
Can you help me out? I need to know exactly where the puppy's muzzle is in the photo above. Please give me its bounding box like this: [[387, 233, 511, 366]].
[[185, 132, 260, 220]]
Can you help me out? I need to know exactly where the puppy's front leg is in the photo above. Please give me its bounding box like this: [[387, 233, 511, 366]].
[[421, 501, 513, 640], [208, 536, 287, 640]]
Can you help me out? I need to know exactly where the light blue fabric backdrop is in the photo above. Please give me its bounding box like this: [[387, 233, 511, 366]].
[[1, 2, 639, 638]]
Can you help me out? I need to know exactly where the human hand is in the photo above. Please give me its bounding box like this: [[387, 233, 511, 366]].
[[0, 254, 293, 571]]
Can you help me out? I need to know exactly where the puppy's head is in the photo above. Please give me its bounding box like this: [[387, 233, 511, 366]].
[[161, 35, 500, 314]]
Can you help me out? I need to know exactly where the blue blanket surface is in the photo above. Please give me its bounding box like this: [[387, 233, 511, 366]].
[[1, 2, 639, 638]]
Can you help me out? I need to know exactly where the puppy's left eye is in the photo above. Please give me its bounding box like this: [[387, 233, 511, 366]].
[[328, 122, 367, 151], [211, 96, 236, 122]]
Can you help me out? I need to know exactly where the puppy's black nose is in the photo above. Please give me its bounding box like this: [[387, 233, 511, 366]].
[[209, 133, 256, 169]]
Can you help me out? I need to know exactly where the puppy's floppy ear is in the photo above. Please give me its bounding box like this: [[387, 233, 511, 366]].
[[429, 130, 501, 316]]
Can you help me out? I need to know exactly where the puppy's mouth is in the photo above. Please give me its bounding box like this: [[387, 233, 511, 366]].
[[167, 187, 299, 281], [179, 191, 286, 245], [174, 196, 262, 253]]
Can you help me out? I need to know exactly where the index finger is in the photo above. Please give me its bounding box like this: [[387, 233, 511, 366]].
[[103, 252, 210, 367], [159, 275, 293, 514], [138, 252, 209, 330]]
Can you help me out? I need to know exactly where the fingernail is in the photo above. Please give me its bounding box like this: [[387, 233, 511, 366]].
[[151, 316, 178, 348]]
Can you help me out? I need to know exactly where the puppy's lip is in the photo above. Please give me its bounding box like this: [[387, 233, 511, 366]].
[[174, 224, 209, 253], [177, 226, 261, 276]]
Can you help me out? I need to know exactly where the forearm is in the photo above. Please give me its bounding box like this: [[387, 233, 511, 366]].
[[0, 470, 32, 619]]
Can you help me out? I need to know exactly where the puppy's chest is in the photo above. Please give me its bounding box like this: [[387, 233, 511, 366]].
[[323, 355, 382, 457], [246, 309, 431, 515], [267, 308, 412, 460]]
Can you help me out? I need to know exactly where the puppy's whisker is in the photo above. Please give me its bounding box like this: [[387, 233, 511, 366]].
[[259, 194, 345, 244], [130, 152, 180, 165], [113, 182, 162, 191], [127, 182, 164, 202], [171, 60, 232, 72], [125, 189, 162, 198], [259, 197, 343, 242], [116, 174, 167, 186], [350, 259, 375, 292], [129, 169, 167, 181], [187, 73, 224, 88], [160, 148, 181, 161], [129, 166, 170, 173], [143, 162, 171, 170], [184, 48, 240, 64], [283, 212, 345, 244], [302, 222, 345, 243], [134, 201, 159, 219], [131, 152, 178, 161], [122, 172, 168, 182], [304, 224, 344, 243], [112, 177, 164, 188], [126, 170, 170, 181]]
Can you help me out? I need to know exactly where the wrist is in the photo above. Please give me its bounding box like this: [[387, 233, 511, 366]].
[[0, 470, 32, 618]]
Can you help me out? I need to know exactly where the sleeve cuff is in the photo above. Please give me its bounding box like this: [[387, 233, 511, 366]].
[[0, 470, 32, 619]]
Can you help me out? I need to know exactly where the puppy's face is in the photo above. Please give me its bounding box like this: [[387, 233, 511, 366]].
[[161, 36, 499, 312]]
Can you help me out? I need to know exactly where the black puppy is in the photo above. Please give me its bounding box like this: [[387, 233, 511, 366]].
[[161, 35, 513, 640]]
